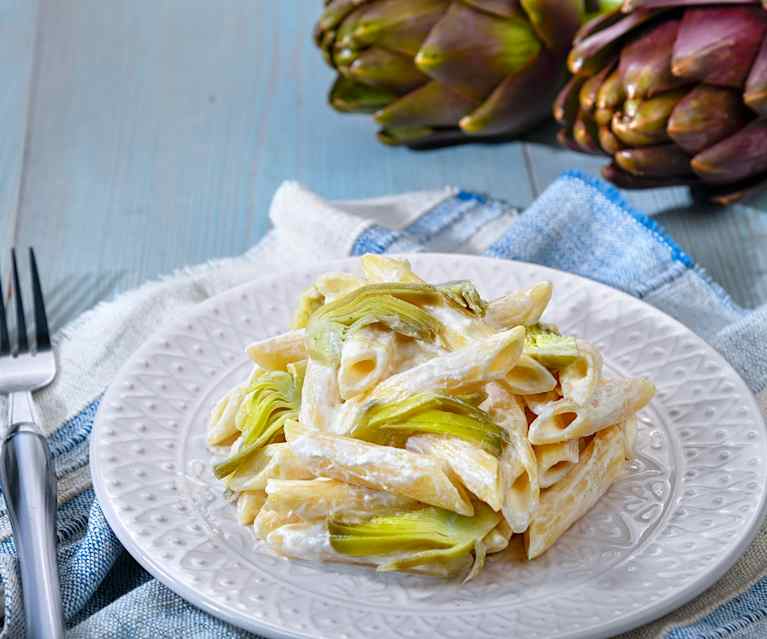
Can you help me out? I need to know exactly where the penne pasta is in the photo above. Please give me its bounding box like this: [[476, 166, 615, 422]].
[[388, 335, 442, 375], [484, 382, 540, 533], [299, 359, 342, 430], [483, 520, 513, 554], [361, 254, 425, 284], [284, 420, 473, 516], [559, 339, 603, 404], [524, 389, 561, 415], [372, 327, 525, 402], [535, 440, 580, 488], [266, 521, 354, 562], [314, 272, 365, 302], [237, 491, 267, 525], [254, 477, 416, 538], [528, 377, 655, 445], [525, 425, 626, 559], [423, 300, 493, 349], [225, 442, 313, 492], [485, 281, 552, 329], [623, 414, 638, 460], [338, 326, 396, 400], [406, 434, 502, 511], [505, 355, 558, 395], [246, 329, 307, 371], [208, 385, 247, 446], [266, 477, 416, 519], [292, 285, 324, 329]]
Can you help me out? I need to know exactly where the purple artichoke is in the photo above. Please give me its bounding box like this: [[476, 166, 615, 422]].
[[315, 0, 622, 147], [555, 0, 767, 203]]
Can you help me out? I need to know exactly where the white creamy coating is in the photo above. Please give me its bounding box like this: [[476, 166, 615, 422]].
[[299, 359, 342, 430], [338, 326, 396, 400], [290, 433, 436, 486], [284, 421, 473, 515], [425, 302, 493, 345], [407, 434, 501, 511], [389, 334, 444, 375], [267, 522, 340, 561]]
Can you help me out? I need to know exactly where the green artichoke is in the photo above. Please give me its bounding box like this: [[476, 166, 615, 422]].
[[315, 0, 622, 147], [555, 0, 767, 203]]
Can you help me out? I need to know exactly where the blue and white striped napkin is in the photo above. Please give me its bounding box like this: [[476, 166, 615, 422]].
[[1, 171, 765, 638]]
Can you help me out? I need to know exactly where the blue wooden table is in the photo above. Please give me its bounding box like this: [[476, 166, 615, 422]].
[[2, 0, 766, 330]]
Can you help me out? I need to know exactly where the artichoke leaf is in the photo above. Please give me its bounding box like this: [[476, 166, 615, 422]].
[[352, 391, 505, 456], [213, 367, 303, 479], [524, 323, 578, 368], [436, 280, 488, 317], [306, 283, 445, 366], [329, 502, 500, 578]]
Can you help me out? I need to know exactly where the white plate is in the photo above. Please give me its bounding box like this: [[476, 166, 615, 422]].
[[91, 254, 767, 639]]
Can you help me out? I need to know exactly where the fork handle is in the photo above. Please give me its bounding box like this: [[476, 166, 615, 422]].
[[1, 422, 64, 639]]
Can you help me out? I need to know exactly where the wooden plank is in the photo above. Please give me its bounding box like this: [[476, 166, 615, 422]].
[[523, 124, 767, 309], [15, 0, 533, 323], [0, 0, 39, 258]]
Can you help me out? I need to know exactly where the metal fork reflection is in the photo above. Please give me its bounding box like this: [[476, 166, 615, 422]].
[[0, 248, 64, 639]]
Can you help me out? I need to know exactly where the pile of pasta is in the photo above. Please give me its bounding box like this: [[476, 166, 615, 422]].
[[209, 255, 655, 580]]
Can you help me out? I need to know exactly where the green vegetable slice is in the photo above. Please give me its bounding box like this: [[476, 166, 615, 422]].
[[524, 323, 578, 368], [352, 392, 505, 456], [436, 280, 487, 317], [214, 365, 304, 479], [329, 502, 500, 575], [306, 283, 445, 366]]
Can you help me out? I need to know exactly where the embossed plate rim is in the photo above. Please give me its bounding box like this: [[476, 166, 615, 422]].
[[91, 254, 767, 639]]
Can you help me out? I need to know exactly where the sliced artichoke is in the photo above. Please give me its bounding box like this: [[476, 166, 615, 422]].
[[213, 365, 305, 479], [328, 502, 500, 578], [306, 283, 445, 366], [524, 323, 578, 368], [352, 391, 505, 456], [436, 280, 488, 317]]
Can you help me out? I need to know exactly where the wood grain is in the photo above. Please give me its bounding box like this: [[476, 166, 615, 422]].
[[7, 0, 767, 327], [0, 0, 39, 264]]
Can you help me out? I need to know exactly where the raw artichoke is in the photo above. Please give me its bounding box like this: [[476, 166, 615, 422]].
[[555, 0, 767, 203], [315, 0, 622, 147]]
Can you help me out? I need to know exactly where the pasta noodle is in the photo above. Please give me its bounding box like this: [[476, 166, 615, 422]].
[[208, 385, 247, 446], [314, 273, 365, 302], [525, 425, 626, 559], [284, 420, 474, 516], [535, 440, 580, 488], [299, 359, 342, 430], [528, 377, 655, 445], [337, 326, 396, 400], [484, 382, 540, 534], [486, 281, 552, 328], [371, 327, 525, 402], [559, 339, 603, 404], [504, 355, 558, 395], [406, 434, 502, 511], [246, 329, 307, 371], [237, 491, 267, 525]]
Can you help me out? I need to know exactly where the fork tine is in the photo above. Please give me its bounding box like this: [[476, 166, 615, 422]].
[[29, 248, 51, 352], [11, 248, 29, 354], [0, 269, 9, 356]]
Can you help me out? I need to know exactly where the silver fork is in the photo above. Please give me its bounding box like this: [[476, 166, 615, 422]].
[[0, 249, 64, 639]]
